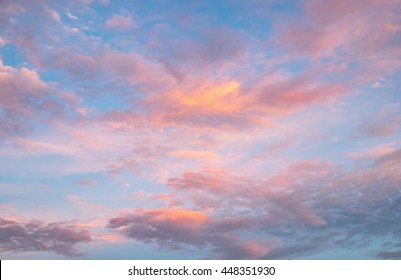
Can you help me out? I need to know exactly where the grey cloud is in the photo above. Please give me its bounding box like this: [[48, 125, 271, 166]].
[[108, 210, 269, 259], [0, 218, 92, 257]]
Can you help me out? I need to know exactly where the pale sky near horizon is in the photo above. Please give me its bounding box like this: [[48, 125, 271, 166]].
[[0, 0, 401, 259]]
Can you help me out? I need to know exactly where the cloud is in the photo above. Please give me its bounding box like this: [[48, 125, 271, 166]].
[[144, 78, 262, 128], [73, 179, 99, 187], [252, 138, 293, 160], [277, 0, 401, 58], [0, 1, 71, 68], [50, 46, 171, 89], [168, 169, 230, 192], [108, 208, 270, 259], [66, 12, 78, 20], [67, 195, 113, 213], [108, 208, 212, 248], [262, 242, 324, 260], [142, 68, 348, 129], [347, 144, 399, 161], [275, 0, 401, 87], [1, 0, 354, 132], [376, 147, 401, 170], [152, 25, 246, 74], [1, 0, 400, 261], [168, 164, 329, 226], [358, 105, 401, 137], [105, 15, 135, 29], [251, 76, 347, 112], [0, 58, 80, 140], [45, 7, 61, 23], [377, 250, 401, 259], [167, 150, 220, 160], [0, 204, 16, 212], [147, 153, 401, 259], [0, 218, 92, 257], [0, 0, 26, 25], [148, 193, 182, 207]]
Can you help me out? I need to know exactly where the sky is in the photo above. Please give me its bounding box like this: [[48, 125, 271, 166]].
[[0, 0, 401, 260]]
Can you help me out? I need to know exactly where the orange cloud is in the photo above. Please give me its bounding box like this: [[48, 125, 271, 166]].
[[177, 81, 243, 112], [242, 241, 270, 258], [108, 208, 272, 259], [96, 234, 126, 243], [143, 208, 210, 228], [168, 150, 220, 160]]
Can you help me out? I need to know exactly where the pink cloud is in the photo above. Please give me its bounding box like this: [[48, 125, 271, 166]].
[[277, 0, 401, 59], [67, 195, 114, 213], [347, 144, 399, 161], [108, 208, 271, 259], [248, 72, 348, 113], [0, 204, 16, 212], [105, 15, 135, 29], [274, 0, 401, 88], [95, 233, 125, 243], [166, 165, 329, 227], [252, 138, 293, 160], [152, 25, 246, 75], [167, 150, 220, 160], [375, 147, 401, 171], [50, 47, 172, 89], [73, 179, 99, 187], [148, 193, 182, 207], [168, 169, 230, 192], [148, 153, 401, 258], [45, 6, 61, 23], [1, 0, 400, 260], [0, 58, 80, 139], [359, 105, 401, 137], [144, 77, 266, 128], [141, 69, 348, 129]]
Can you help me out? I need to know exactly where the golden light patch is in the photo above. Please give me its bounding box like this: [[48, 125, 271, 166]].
[[168, 150, 220, 160], [152, 209, 210, 225], [96, 234, 125, 243], [178, 81, 243, 112]]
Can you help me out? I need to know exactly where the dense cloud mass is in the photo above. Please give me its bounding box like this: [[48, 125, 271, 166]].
[[0, 219, 92, 256], [108, 208, 270, 259], [0, 0, 400, 259], [109, 149, 401, 259]]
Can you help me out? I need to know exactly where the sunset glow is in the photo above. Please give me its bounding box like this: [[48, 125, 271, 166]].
[[0, 0, 401, 260]]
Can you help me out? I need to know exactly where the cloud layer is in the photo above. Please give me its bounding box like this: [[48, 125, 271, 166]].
[[0, 218, 92, 257], [0, 0, 400, 259]]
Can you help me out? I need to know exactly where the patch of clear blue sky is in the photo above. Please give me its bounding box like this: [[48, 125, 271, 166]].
[[300, 246, 375, 260], [0, 154, 78, 182], [66, 171, 166, 209], [276, 58, 310, 75], [0, 152, 166, 211], [84, 0, 303, 44], [0, 45, 26, 67], [82, 242, 207, 260]]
